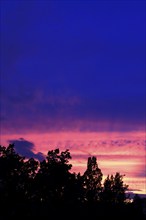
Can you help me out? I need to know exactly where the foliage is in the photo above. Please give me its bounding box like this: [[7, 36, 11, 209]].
[[0, 144, 145, 218], [83, 156, 103, 201], [102, 173, 128, 203]]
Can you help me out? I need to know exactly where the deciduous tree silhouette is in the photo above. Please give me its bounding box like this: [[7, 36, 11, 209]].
[[0, 144, 145, 219], [102, 173, 128, 204], [83, 156, 103, 202], [0, 144, 38, 216]]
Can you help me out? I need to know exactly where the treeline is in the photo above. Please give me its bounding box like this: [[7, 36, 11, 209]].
[[0, 144, 145, 219]]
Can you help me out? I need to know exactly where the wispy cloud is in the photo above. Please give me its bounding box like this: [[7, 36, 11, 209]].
[[0, 131, 145, 194], [1, 89, 145, 134]]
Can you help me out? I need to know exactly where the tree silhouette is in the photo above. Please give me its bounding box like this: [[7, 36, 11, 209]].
[[0, 144, 39, 216], [83, 156, 103, 202], [0, 144, 145, 219], [102, 173, 128, 204]]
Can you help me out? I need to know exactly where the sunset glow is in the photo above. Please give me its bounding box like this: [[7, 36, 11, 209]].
[[1, 0, 145, 198], [1, 131, 145, 194]]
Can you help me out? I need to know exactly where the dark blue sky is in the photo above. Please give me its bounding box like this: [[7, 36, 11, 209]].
[[1, 0, 145, 133]]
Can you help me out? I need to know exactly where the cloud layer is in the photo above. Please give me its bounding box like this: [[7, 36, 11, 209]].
[[1, 91, 145, 134], [0, 130, 145, 194]]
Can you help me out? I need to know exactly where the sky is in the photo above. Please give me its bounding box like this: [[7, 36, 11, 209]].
[[0, 0, 145, 194]]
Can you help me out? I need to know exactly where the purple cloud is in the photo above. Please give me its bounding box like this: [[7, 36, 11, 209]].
[[8, 138, 44, 161]]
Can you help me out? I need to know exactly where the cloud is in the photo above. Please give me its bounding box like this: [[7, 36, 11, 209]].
[[136, 167, 146, 178], [1, 92, 145, 134], [128, 189, 142, 192], [8, 138, 44, 161]]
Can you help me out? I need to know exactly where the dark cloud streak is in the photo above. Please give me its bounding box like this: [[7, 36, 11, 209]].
[[8, 138, 44, 161]]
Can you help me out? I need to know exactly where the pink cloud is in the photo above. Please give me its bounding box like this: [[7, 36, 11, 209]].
[[0, 131, 145, 194]]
